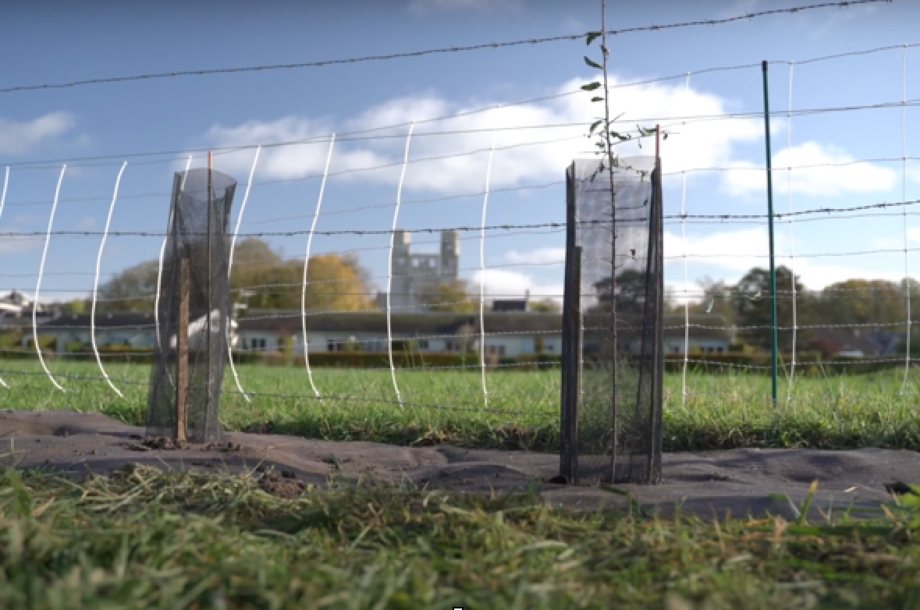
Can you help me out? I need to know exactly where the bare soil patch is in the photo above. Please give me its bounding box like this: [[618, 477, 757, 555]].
[[1, 410, 915, 518]]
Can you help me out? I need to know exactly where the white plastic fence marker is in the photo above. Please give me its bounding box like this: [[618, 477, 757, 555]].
[[155, 156, 193, 360], [91, 161, 128, 398], [0, 167, 9, 388], [786, 62, 798, 405], [387, 122, 416, 407], [302, 135, 336, 399], [680, 73, 691, 407], [0, 167, 8, 225], [479, 122, 498, 409], [226, 146, 261, 403], [901, 45, 911, 393], [34, 165, 67, 392]]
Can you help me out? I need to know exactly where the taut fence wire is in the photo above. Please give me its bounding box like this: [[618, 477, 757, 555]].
[[0, 13, 918, 462], [0, 0, 887, 95]]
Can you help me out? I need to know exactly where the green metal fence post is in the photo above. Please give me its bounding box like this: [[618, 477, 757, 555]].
[[761, 60, 779, 407]]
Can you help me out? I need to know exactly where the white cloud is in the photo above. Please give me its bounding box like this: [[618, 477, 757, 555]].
[[204, 74, 764, 194], [503, 247, 565, 266], [787, 261, 904, 291], [0, 237, 39, 254], [76, 217, 96, 230], [204, 117, 392, 184], [35, 291, 91, 304], [721, 141, 898, 198], [471, 268, 563, 301], [665, 228, 772, 272], [908, 166, 920, 187], [473, 226, 911, 302], [408, 0, 524, 13], [665, 227, 905, 290], [871, 236, 903, 249], [10, 214, 47, 226], [0, 112, 76, 156], [873, 223, 920, 249]]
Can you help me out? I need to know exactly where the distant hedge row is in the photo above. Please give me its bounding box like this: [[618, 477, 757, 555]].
[[664, 352, 901, 375], [0, 344, 563, 371], [0, 342, 900, 375]]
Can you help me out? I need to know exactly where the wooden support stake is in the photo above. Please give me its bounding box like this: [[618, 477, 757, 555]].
[[560, 163, 581, 484], [176, 257, 190, 443]]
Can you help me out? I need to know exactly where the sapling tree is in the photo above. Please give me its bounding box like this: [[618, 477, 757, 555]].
[[579, 0, 668, 461]]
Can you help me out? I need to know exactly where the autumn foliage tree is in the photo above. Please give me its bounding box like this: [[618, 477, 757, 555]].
[[97, 238, 374, 313], [417, 281, 477, 313]]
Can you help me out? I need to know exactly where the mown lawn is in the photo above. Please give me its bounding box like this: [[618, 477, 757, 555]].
[[3, 362, 920, 607], [2, 361, 920, 452], [1, 467, 920, 609]]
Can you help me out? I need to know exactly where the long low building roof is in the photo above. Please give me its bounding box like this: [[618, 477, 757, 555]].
[[30, 312, 156, 330]]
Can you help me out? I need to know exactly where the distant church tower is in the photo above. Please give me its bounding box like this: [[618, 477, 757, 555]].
[[378, 230, 461, 312], [389, 230, 413, 311], [440, 230, 460, 283]]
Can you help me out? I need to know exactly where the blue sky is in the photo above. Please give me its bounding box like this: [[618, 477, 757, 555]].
[[1, 0, 920, 309]]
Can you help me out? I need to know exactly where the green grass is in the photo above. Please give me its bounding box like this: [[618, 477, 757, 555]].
[[2, 360, 920, 452], [4, 363, 920, 607], [1, 466, 920, 609]]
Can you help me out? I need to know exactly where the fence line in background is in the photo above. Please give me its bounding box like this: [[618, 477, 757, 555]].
[[480, 122, 498, 410], [225, 146, 262, 403], [3, 80, 918, 175], [680, 72, 692, 408], [785, 62, 799, 404], [900, 46, 912, 394], [0, 167, 8, 388], [386, 123, 416, 407], [10, 312, 920, 340], [0, 0, 888, 95], [0, 27, 917, 421], [2, 149, 918, 221], [90, 161, 128, 399], [1, 354, 916, 375], [32, 165, 67, 392], [6, 194, 920, 241], [301, 135, 336, 401]]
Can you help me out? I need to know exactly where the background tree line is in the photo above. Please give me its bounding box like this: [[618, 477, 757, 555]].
[[587, 265, 919, 354], [686, 266, 918, 353], [58, 253, 917, 339], [76, 238, 561, 315]]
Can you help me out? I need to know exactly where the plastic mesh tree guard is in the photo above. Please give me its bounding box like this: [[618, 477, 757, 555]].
[[147, 168, 237, 443], [560, 156, 664, 485]]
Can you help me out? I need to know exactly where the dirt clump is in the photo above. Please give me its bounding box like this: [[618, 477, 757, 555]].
[[126, 436, 188, 451], [258, 468, 307, 499], [244, 422, 275, 435]]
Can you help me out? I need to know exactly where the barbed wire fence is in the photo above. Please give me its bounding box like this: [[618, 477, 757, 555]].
[[0, 1, 918, 425]]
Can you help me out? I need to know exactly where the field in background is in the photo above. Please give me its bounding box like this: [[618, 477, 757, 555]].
[[2, 362, 920, 452]]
